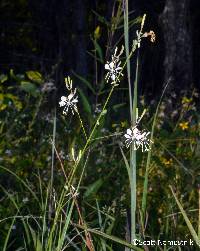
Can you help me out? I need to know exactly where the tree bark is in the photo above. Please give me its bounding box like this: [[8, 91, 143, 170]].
[[159, 0, 192, 91]]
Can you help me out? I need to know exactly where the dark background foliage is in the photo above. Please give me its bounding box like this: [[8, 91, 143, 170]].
[[1, 0, 200, 97], [1, 1, 200, 250]]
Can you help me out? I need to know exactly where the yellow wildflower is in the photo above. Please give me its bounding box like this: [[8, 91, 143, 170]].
[[94, 25, 101, 40], [179, 121, 189, 130], [182, 96, 192, 104], [162, 158, 173, 166], [112, 123, 117, 128], [120, 121, 127, 128]]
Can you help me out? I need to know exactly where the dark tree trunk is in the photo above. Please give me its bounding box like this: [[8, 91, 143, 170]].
[[159, 0, 192, 91], [72, 0, 88, 90]]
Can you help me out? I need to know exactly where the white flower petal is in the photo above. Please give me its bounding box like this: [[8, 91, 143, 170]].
[[105, 64, 109, 70], [61, 96, 67, 101], [127, 128, 132, 135], [124, 134, 131, 139], [124, 125, 152, 151]]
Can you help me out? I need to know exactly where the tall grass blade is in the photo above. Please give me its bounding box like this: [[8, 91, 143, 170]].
[[198, 186, 200, 239], [3, 216, 16, 251], [141, 81, 169, 225], [73, 223, 143, 251], [119, 145, 131, 183], [123, 0, 132, 119], [50, 108, 56, 194], [56, 200, 74, 251], [123, 0, 138, 242], [27, 224, 43, 251], [170, 185, 200, 247], [49, 108, 56, 221], [0, 165, 39, 204]]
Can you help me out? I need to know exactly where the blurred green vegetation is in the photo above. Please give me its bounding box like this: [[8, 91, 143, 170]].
[[1, 0, 200, 250], [0, 68, 200, 249]]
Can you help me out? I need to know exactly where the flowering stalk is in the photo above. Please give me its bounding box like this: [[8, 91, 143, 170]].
[[59, 76, 88, 141], [58, 15, 154, 247], [68, 43, 131, 184], [77, 109, 88, 141], [105, 46, 124, 85], [69, 84, 115, 184], [124, 2, 148, 243]]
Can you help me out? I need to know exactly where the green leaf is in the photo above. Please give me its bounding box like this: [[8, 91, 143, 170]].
[[3, 216, 16, 251], [20, 81, 39, 97], [0, 74, 8, 84], [92, 39, 104, 63], [0, 93, 22, 111], [119, 146, 131, 183], [0, 165, 40, 203], [9, 69, 25, 82], [56, 201, 74, 250], [6, 93, 23, 110], [170, 186, 200, 247], [92, 10, 109, 26], [83, 178, 104, 199], [74, 224, 143, 251], [10, 69, 18, 81], [78, 89, 92, 115], [28, 225, 43, 251], [112, 103, 126, 112], [87, 51, 103, 64], [26, 71, 43, 84], [72, 71, 96, 94]]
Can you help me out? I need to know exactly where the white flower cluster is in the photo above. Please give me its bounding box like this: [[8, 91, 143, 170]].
[[124, 127, 152, 152], [59, 76, 78, 115], [124, 112, 153, 152], [105, 46, 124, 85]]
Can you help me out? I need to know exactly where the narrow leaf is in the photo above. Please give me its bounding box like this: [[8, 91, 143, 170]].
[[78, 89, 92, 115], [83, 178, 104, 199], [170, 185, 200, 247]]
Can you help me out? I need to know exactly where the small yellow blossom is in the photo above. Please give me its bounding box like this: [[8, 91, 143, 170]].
[[162, 158, 173, 166], [94, 25, 101, 40], [120, 121, 127, 128], [179, 121, 189, 130], [112, 123, 117, 128], [182, 97, 192, 104]]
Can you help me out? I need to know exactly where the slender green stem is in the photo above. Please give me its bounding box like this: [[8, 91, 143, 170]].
[[124, 0, 133, 121], [130, 52, 139, 242], [130, 146, 137, 241], [77, 109, 88, 141], [123, 0, 144, 244], [198, 186, 200, 239], [49, 108, 56, 222], [69, 43, 136, 184], [141, 81, 169, 227], [27, 94, 43, 134], [69, 85, 115, 184]]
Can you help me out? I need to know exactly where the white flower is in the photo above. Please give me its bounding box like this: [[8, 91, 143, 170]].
[[41, 81, 56, 93], [22, 197, 29, 203], [124, 126, 152, 152], [105, 46, 124, 85], [59, 88, 78, 115]]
